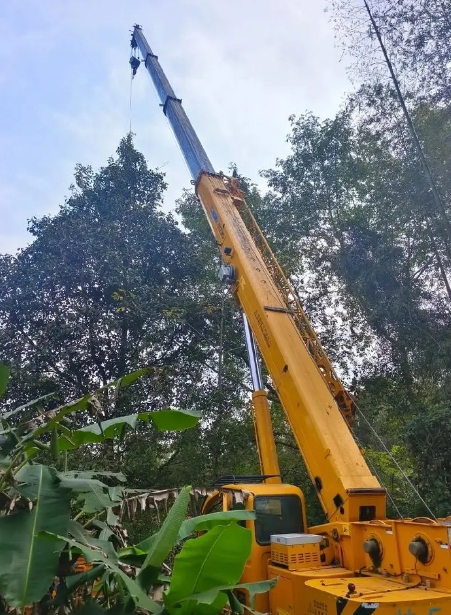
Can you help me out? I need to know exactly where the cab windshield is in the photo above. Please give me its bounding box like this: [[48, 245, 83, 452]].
[[254, 495, 303, 545]]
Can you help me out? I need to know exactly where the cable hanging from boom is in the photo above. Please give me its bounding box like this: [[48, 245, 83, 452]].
[[128, 29, 141, 134]]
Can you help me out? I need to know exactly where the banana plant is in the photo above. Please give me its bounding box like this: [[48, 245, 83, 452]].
[[0, 364, 274, 614]]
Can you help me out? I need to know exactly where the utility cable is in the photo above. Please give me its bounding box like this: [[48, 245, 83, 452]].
[[353, 402, 436, 520], [351, 428, 404, 519]]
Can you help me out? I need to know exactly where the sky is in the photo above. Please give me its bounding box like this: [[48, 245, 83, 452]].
[[0, 0, 352, 255]]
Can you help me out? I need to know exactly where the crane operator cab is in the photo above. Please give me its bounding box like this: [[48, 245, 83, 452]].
[[202, 478, 334, 614]]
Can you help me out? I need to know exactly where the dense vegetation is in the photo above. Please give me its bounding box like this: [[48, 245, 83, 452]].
[[1, 2, 451, 609], [0, 365, 272, 613]]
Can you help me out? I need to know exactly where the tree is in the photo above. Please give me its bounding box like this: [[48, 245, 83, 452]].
[[256, 101, 451, 514], [0, 135, 259, 489], [1, 135, 198, 404], [330, 0, 451, 105], [174, 186, 261, 485], [258, 111, 376, 379]]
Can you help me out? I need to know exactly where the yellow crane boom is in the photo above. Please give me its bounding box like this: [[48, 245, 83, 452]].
[[196, 172, 385, 524]]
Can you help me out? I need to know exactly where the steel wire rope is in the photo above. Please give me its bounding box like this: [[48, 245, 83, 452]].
[[351, 427, 404, 519], [129, 39, 139, 134], [351, 397, 436, 520], [129, 68, 133, 134]]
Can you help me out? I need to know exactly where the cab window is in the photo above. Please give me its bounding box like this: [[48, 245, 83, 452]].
[[254, 495, 304, 545], [205, 499, 222, 514]]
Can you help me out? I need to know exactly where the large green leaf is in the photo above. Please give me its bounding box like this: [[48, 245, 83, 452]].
[[30, 368, 149, 439], [39, 531, 160, 613], [117, 367, 151, 388], [165, 522, 252, 615], [0, 362, 10, 398], [91, 519, 114, 542], [177, 510, 256, 542], [2, 392, 56, 420], [58, 476, 119, 513], [51, 565, 104, 607], [0, 465, 71, 607], [71, 602, 107, 615], [67, 520, 118, 561], [146, 409, 200, 431], [15, 464, 63, 499], [117, 544, 147, 568], [57, 409, 200, 451], [0, 430, 18, 459], [32, 393, 92, 437], [138, 485, 191, 589], [66, 565, 104, 592], [181, 579, 277, 610], [59, 470, 126, 482]]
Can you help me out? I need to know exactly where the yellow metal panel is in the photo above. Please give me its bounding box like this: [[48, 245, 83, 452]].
[[305, 575, 451, 614], [268, 565, 354, 614], [271, 542, 321, 570], [268, 571, 295, 614]]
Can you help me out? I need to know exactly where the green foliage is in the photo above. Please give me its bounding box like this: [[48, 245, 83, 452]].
[[405, 401, 451, 516], [57, 410, 200, 451], [137, 486, 192, 589], [1, 135, 257, 493], [1, 136, 201, 411], [0, 465, 70, 608], [0, 365, 272, 614], [179, 579, 277, 614], [177, 509, 255, 542], [0, 363, 9, 398], [165, 522, 252, 614], [39, 531, 160, 613]]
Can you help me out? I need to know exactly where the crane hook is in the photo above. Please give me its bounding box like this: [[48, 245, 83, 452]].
[[129, 56, 141, 77]]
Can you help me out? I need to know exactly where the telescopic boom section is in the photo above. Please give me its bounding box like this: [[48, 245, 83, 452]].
[[131, 24, 281, 485], [132, 25, 386, 523], [131, 25, 214, 180]]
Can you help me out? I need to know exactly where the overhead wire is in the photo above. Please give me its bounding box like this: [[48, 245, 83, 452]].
[[352, 399, 436, 520], [351, 427, 404, 519], [128, 40, 140, 134]]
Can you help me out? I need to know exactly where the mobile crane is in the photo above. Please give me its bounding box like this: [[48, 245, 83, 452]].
[[130, 25, 451, 615]]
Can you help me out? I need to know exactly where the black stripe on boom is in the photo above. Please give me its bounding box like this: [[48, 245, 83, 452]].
[[353, 605, 378, 615], [336, 598, 348, 615]]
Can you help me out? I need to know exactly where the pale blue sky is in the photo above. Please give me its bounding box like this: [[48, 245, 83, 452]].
[[1, 0, 351, 254]]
